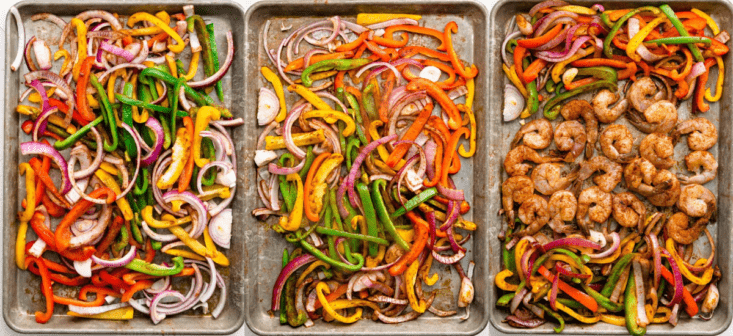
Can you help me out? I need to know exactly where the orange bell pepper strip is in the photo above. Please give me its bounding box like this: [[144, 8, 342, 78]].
[[336, 32, 368, 52], [364, 40, 391, 62], [444, 21, 479, 79], [694, 58, 717, 113], [372, 32, 409, 48], [26, 259, 90, 286], [522, 58, 548, 83], [334, 70, 346, 90], [565, 77, 598, 91], [121, 280, 153, 302], [571, 58, 629, 68], [660, 266, 699, 317], [670, 48, 693, 81], [406, 78, 462, 130], [304, 153, 333, 222], [449, 154, 461, 174], [100, 270, 132, 291], [312, 282, 349, 310], [387, 102, 434, 167], [398, 46, 452, 62], [284, 51, 355, 72], [55, 187, 116, 253], [378, 71, 396, 123], [514, 45, 527, 85], [440, 127, 470, 186], [49, 97, 88, 126], [518, 24, 563, 49], [75, 56, 97, 122], [79, 285, 122, 301], [617, 62, 638, 80], [29, 211, 57, 250], [389, 211, 429, 276], [54, 293, 106, 307], [424, 130, 444, 188], [607, 9, 632, 21], [676, 11, 702, 20], [24, 256, 54, 323], [176, 116, 195, 192], [147, 31, 168, 47], [385, 25, 447, 51], [538, 265, 598, 313], [682, 18, 707, 31], [709, 38, 729, 56], [422, 59, 457, 84], [32, 156, 50, 205]]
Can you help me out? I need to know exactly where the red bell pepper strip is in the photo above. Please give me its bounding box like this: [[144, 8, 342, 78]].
[[517, 24, 563, 48], [398, 46, 452, 62], [146, 31, 168, 47], [26, 261, 89, 286], [694, 58, 717, 113], [406, 78, 462, 130], [121, 280, 153, 302], [389, 211, 429, 276], [522, 58, 548, 83], [709, 38, 729, 56], [444, 21, 479, 79], [385, 25, 447, 51], [538, 265, 598, 313], [363, 40, 391, 62], [571, 58, 630, 68], [143, 238, 155, 263], [386, 102, 434, 167], [28, 157, 69, 207], [79, 285, 122, 300], [24, 256, 55, 323], [55, 187, 115, 253], [100, 270, 132, 291], [440, 128, 470, 186], [29, 211, 57, 249], [53, 293, 106, 307], [335, 32, 368, 52], [660, 266, 698, 317], [378, 71, 396, 123], [75, 56, 97, 122], [48, 98, 88, 126]]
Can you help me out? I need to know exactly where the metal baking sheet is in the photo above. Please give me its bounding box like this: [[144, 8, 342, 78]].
[[489, 0, 733, 334], [3, 0, 246, 334], [242, 0, 490, 334]]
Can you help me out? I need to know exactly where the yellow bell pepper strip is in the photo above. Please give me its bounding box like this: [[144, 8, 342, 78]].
[[67, 306, 134, 320], [691, 8, 720, 35], [316, 282, 362, 323], [601, 313, 626, 326], [365, 245, 386, 268], [203, 228, 217, 256], [457, 104, 476, 158], [368, 120, 405, 170], [627, 14, 670, 62], [127, 13, 185, 53], [69, 18, 88, 80], [666, 238, 714, 285], [297, 261, 329, 287], [302, 110, 355, 136], [279, 174, 304, 232], [465, 78, 475, 109], [591, 240, 633, 264], [54, 49, 72, 76], [182, 51, 201, 81], [164, 248, 206, 261], [261, 67, 288, 122], [406, 260, 426, 313], [705, 56, 724, 102], [142, 206, 191, 229], [552, 295, 602, 323], [18, 163, 35, 222], [303, 153, 331, 222], [651, 306, 672, 323], [265, 129, 326, 150], [552, 45, 595, 83], [168, 225, 229, 266], [192, 106, 221, 168], [165, 54, 178, 79], [443, 21, 479, 79], [95, 170, 133, 221], [495, 269, 519, 291], [123, 11, 170, 35], [307, 154, 343, 222], [420, 254, 439, 286], [502, 64, 528, 97], [356, 13, 421, 25], [16, 221, 28, 270], [554, 5, 597, 15], [288, 84, 333, 111], [514, 239, 529, 281], [157, 127, 191, 189]]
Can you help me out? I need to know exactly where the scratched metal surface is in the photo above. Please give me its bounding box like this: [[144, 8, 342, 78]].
[[3, 0, 246, 334], [488, 0, 733, 334], [242, 1, 490, 335]]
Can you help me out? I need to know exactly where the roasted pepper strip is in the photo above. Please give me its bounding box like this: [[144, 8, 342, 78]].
[[192, 106, 221, 167], [90, 74, 119, 152], [407, 78, 461, 129], [625, 274, 647, 336], [300, 239, 364, 272], [385, 25, 446, 50], [125, 256, 184, 276], [75, 56, 97, 121], [405, 260, 427, 313], [69, 18, 88, 80], [371, 180, 410, 251], [386, 102, 433, 166], [600, 253, 635, 297], [705, 56, 724, 102], [389, 211, 428, 276], [356, 182, 380, 257], [279, 173, 304, 231], [55, 188, 114, 255], [18, 163, 35, 222], [177, 117, 195, 191], [157, 127, 192, 189], [544, 79, 617, 120], [24, 256, 54, 323], [660, 5, 704, 62], [538, 265, 598, 312], [16, 220, 29, 270], [691, 8, 720, 34], [604, 7, 661, 58], [128, 12, 185, 53], [495, 269, 519, 291], [304, 153, 334, 221], [301, 110, 355, 136], [666, 238, 714, 285], [301, 59, 372, 87], [444, 21, 478, 79], [316, 282, 362, 323], [391, 187, 437, 218], [95, 170, 133, 221]]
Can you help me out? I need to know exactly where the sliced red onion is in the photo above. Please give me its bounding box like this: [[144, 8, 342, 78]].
[[140, 117, 164, 166], [685, 61, 707, 83], [502, 31, 523, 66], [186, 259, 227, 318], [73, 259, 93, 278], [535, 36, 591, 62], [69, 202, 111, 248], [20, 141, 71, 194], [162, 190, 208, 238], [543, 237, 601, 251], [96, 63, 147, 82], [91, 246, 136, 268], [529, 0, 569, 16], [627, 18, 665, 62], [585, 232, 619, 259], [150, 290, 186, 324], [338, 134, 398, 216], [272, 254, 317, 311], [145, 277, 171, 295], [632, 260, 649, 327], [188, 31, 234, 88], [281, 103, 310, 159], [28, 238, 47, 258], [355, 61, 400, 80], [33, 39, 52, 70], [431, 249, 466, 264], [209, 209, 232, 249], [506, 315, 546, 328], [661, 249, 684, 307], [510, 287, 528, 314], [535, 11, 578, 36], [24, 70, 75, 124], [71, 129, 104, 179]]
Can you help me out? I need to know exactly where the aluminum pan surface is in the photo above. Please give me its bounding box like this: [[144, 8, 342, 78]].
[[242, 1, 490, 335], [488, 0, 733, 334], [3, 0, 246, 334]]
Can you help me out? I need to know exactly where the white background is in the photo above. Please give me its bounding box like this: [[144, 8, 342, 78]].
[[0, 0, 730, 335]]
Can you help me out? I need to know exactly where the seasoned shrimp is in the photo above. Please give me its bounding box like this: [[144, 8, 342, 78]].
[[577, 186, 612, 236], [612, 192, 646, 229], [576, 156, 623, 193], [514, 195, 551, 237], [504, 145, 561, 176], [677, 184, 716, 218], [666, 212, 709, 245], [678, 151, 718, 184], [531, 163, 579, 195], [624, 157, 657, 195], [511, 119, 553, 150], [554, 120, 587, 162], [561, 99, 599, 158], [640, 133, 675, 169], [599, 124, 635, 163], [592, 89, 629, 124], [672, 117, 718, 151], [502, 175, 534, 226], [626, 77, 665, 113], [626, 100, 678, 134], [548, 190, 577, 234], [647, 169, 681, 207]]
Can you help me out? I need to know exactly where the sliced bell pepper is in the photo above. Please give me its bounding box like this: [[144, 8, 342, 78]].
[[128, 12, 185, 53], [24, 256, 54, 323], [389, 211, 428, 276], [279, 173, 304, 232], [444, 21, 478, 79]]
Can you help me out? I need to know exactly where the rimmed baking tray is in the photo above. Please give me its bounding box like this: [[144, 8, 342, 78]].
[[488, 0, 733, 334], [242, 0, 490, 335], [3, 0, 247, 333]]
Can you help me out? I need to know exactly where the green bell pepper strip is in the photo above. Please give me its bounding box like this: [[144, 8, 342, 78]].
[[206, 23, 225, 102], [324, 206, 339, 261], [496, 292, 515, 307], [503, 228, 517, 274], [363, 82, 378, 121], [536, 302, 565, 333], [526, 80, 539, 115], [283, 271, 305, 326], [299, 239, 365, 272], [140, 68, 214, 106], [544, 80, 617, 120], [356, 182, 379, 257], [371, 180, 410, 251], [125, 256, 184, 276], [590, 275, 606, 284], [645, 36, 711, 46], [168, 78, 187, 147], [625, 272, 647, 336], [46, 124, 98, 150], [297, 146, 315, 181], [112, 225, 129, 252], [53, 116, 103, 150], [151, 240, 162, 250], [557, 298, 584, 310], [175, 59, 186, 77], [660, 4, 705, 62], [90, 74, 119, 152], [390, 187, 437, 218], [284, 221, 319, 244], [188, 16, 215, 85], [599, 12, 614, 29], [603, 6, 662, 58], [301, 59, 373, 87], [129, 217, 144, 245], [315, 226, 390, 245], [577, 66, 618, 82], [201, 138, 218, 186], [601, 253, 635, 297], [553, 247, 591, 266], [121, 83, 137, 158], [345, 137, 361, 170], [278, 154, 297, 212], [133, 168, 149, 196], [160, 117, 172, 150], [280, 248, 289, 324], [329, 189, 357, 264], [583, 284, 623, 312], [113, 94, 183, 115], [545, 78, 556, 93], [345, 93, 369, 146]]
